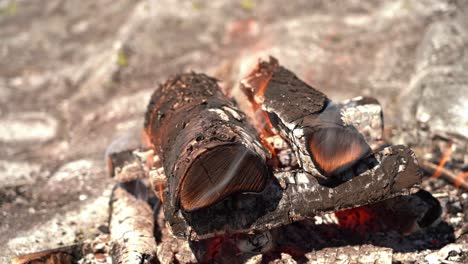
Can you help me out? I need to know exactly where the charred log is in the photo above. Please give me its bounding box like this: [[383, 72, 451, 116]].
[[335, 189, 442, 235], [164, 145, 422, 240], [240, 58, 381, 182], [144, 73, 270, 211]]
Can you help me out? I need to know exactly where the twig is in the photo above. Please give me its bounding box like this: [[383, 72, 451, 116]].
[[420, 160, 468, 190]]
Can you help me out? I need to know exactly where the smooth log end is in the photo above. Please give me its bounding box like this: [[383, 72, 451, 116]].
[[180, 144, 269, 211], [307, 127, 371, 177]]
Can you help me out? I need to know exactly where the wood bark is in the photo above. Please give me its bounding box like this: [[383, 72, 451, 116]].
[[144, 73, 270, 212], [109, 182, 158, 264], [164, 145, 422, 240], [240, 58, 377, 182]]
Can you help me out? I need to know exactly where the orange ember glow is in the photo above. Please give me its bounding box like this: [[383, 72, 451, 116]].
[[308, 137, 367, 175], [259, 111, 278, 159], [455, 172, 468, 188], [251, 73, 272, 112], [241, 59, 282, 165], [158, 183, 164, 202], [107, 157, 114, 177], [141, 129, 152, 148], [306, 127, 370, 176], [431, 144, 453, 179], [335, 206, 381, 235]]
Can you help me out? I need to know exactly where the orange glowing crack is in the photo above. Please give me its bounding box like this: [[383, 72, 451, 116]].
[[243, 64, 277, 155], [431, 144, 453, 179], [241, 58, 286, 167], [252, 73, 272, 111], [158, 183, 164, 202], [258, 110, 278, 157], [454, 172, 468, 187]]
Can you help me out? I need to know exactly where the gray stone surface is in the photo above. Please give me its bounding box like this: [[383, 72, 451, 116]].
[[400, 18, 468, 139], [0, 0, 467, 263]]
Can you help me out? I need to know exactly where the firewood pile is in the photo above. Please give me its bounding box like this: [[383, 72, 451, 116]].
[[4, 2, 468, 264], [13, 58, 462, 264]]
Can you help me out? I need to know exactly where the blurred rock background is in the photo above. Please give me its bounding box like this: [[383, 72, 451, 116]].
[[0, 0, 467, 263]]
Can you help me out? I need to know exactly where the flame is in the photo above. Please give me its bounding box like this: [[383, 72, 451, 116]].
[[258, 110, 278, 159], [158, 183, 164, 202], [252, 74, 272, 111], [431, 143, 453, 179], [240, 58, 282, 165]]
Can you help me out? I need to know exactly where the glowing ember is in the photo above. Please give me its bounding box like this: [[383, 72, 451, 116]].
[[454, 172, 468, 187], [240, 58, 290, 167], [158, 183, 164, 202], [431, 143, 453, 179], [335, 206, 382, 235]]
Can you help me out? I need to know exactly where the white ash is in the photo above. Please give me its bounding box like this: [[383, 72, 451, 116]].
[[340, 100, 383, 149], [222, 106, 243, 121], [48, 160, 94, 183], [314, 213, 339, 225], [0, 160, 43, 188], [0, 112, 58, 142], [208, 108, 230, 122]]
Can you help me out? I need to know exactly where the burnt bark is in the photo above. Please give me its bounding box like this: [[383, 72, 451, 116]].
[[164, 145, 422, 240], [144, 73, 270, 212], [241, 58, 377, 182]]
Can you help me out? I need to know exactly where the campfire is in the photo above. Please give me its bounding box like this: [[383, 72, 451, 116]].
[[13, 58, 458, 264]]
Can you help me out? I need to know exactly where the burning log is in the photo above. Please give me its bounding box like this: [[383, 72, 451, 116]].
[[143, 73, 270, 212], [164, 145, 421, 240], [109, 182, 157, 264], [104, 58, 423, 252], [336, 189, 441, 236], [240, 57, 380, 183]]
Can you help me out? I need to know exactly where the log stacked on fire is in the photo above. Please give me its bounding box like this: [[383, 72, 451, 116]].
[[135, 57, 431, 240], [143, 73, 270, 212]]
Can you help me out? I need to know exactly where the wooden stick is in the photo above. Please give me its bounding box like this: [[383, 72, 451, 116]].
[[109, 182, 157, 264], [420, 160, 468, 190]]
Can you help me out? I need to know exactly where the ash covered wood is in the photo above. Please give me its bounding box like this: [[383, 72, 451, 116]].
[[241, 57, 378, 183], [144, 73, 270, 212], [339, 96, 384, 151], [109, 182, 157, 264], [164, 145, 422, 240]]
